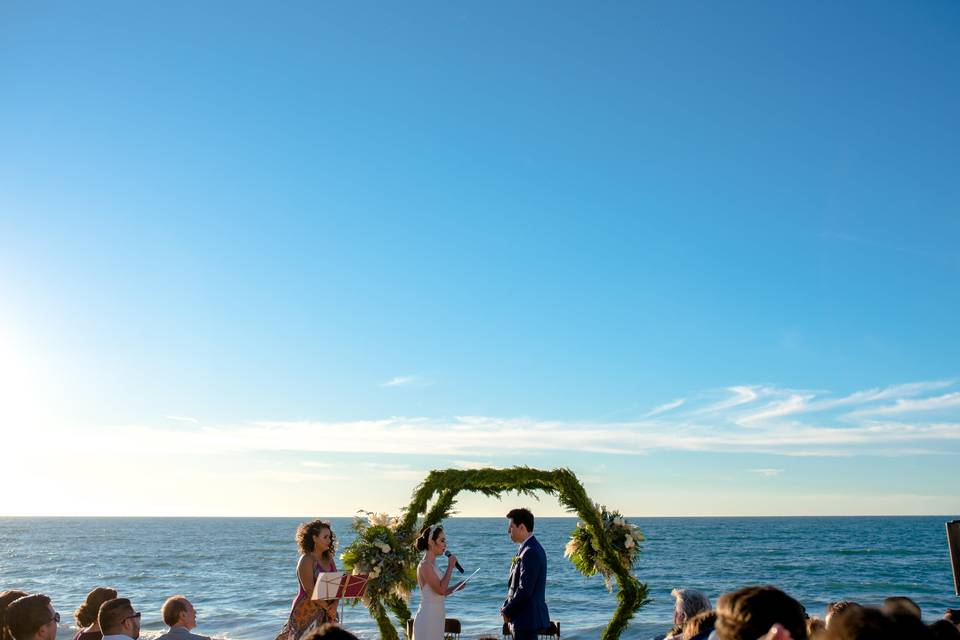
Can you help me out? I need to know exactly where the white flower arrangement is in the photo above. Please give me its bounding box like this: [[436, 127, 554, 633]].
[[565, 506, 644, 591], [340, 511, 418, 602]]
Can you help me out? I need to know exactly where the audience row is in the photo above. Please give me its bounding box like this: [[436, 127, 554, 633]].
[[0, 590, 212, 640], [3, 583, 959, 640], [0, 590, 359, 640], [662, 586, 960, 640]]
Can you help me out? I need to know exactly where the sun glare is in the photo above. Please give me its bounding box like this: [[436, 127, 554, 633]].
[[0, 324, 48, 431]]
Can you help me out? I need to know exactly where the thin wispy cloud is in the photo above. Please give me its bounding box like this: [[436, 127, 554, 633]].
[[234, 469, 350, 483], [165, 415, 199, 423], [50, 380, 960, 460], [737, 394, 814, 425], [692, 386, 765, 415], [382, 375, 428, 388], [361, 462, 426, 480], [748, 468, 784, 477], [454, 460, 497, 470], [736, 380, 956, 420], [849, 391, 960, 417], [645, 398, 685, 417]]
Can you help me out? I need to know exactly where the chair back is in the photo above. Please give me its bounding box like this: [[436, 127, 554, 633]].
[[444, 618, 462, 635], [501, 621, 560, 638], [406, 617, 461, 638]]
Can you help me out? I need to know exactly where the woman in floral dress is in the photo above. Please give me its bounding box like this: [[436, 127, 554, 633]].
[[276, 519, 339, 640]]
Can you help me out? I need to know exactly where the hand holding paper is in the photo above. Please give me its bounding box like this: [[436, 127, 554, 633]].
[[450, 568, 481, 594]]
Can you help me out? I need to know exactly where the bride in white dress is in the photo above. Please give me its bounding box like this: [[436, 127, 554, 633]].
[[413, 525, 465, 640]]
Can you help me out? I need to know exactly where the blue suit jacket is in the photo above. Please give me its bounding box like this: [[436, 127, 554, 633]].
[[501, 535, 550, 631]]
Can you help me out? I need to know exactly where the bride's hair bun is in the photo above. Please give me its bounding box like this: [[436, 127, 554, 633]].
[[415, 524, 443, 551], [416, 525, 432, 551]]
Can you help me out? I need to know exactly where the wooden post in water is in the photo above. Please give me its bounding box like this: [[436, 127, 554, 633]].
[[947, 520, 960, 597]]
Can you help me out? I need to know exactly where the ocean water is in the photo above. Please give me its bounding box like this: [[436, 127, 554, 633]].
[[1, 516, 957, 639]]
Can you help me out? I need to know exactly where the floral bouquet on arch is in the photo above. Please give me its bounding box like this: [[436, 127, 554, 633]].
[[564, 504, 643, 590], [340, 511, 419, 604]]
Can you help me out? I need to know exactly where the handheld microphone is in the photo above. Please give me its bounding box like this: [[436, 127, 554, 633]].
[[444, 550, 464, 573]]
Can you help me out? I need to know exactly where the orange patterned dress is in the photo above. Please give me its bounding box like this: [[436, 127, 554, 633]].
[[275, 558, 338, 640]]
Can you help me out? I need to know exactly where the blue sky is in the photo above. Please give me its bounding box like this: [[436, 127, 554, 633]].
[[1, 2, 958, 516]]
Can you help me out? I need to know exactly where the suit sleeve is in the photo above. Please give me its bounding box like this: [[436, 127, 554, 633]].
[[500, 548, 543, 617]]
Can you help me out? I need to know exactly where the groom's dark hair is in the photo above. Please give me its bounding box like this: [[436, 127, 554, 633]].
[[507, 508, 534, 532]]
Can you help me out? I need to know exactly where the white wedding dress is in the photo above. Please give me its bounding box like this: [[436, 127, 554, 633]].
[[413, 560, 445, 640]]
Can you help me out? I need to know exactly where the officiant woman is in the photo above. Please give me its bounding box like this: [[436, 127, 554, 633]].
[[275, 519, 339, 640]]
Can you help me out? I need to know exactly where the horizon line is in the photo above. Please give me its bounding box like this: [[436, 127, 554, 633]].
[[2, 513, 957, 519]]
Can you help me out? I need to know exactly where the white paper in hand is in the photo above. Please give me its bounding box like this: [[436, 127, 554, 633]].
[[450, 568, 481, 594]]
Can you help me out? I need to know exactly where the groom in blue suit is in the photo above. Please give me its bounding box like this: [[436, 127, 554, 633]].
[[501, 508, 550, 640]]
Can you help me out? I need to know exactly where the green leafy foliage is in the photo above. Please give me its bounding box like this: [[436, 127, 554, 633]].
[[565, 505, 643, 591], [342, 467, 649, 640], [339, 512, 417, 640]]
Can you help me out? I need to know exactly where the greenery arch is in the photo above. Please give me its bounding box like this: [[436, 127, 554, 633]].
[[341, 467, 649, 640]]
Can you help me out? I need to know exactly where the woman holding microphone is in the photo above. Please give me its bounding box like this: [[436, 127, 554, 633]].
[[412, 525, 465, 640]]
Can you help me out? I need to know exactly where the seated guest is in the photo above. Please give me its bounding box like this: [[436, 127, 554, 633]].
[[667, 589, 710, 640], [682, 609, 716, 640], [661, 588, 711, 639], [715, 586, 807, 640], [1, 591, 29, 640], [946, 609, 960, 634], [805, 617, 826, 639], [300, 624, 359, 640], [4, 594, 59, 640], [826, 605, 932, 640], [98, 598, 141, 640], [930, 620, 960, 640], [882, 596, 921, 619], [825, 601, 860, 630], [888, 613, 933, 638], [73, 588, 118, 640], [155, 596, 209, 640]]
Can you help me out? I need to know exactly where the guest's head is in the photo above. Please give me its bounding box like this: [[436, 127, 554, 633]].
[[825, 601, 861, 629], [683, 609, 717, 640], [671, 588, 711, 627], [806, 617, 826, 639], [1, 591, 29, 640], [296, 519, 337, 563], [300, 623, 360, 639], [98, 598, 140, 640], [506, 508, 534, 543], [826, 606, 932, 640], [415, 525, 446, 554], [825, 606, 890, 640], [715, 586, 807, 640], [74, 587, 117, 629], [882, 596, 921, 619], [4, 594, 58, 640], [161, 596, 197, 630], [930, 620, 960, 640]]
